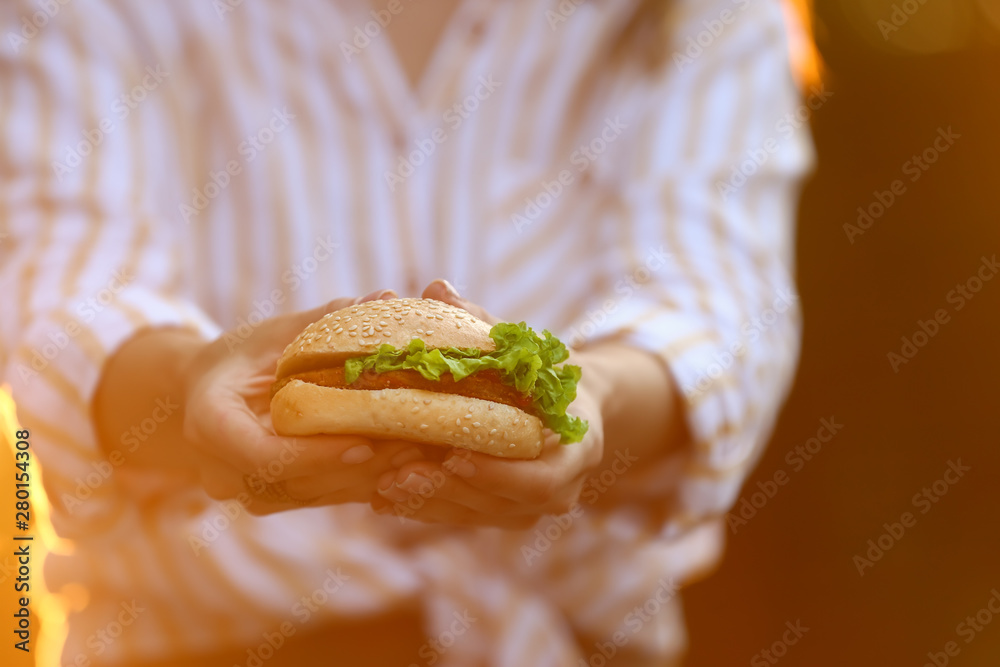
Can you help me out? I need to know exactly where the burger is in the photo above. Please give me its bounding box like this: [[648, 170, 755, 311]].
[[270, 298, 588, 459]]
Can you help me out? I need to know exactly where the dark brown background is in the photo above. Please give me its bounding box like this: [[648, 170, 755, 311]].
[[684, 1, 1000, 665]]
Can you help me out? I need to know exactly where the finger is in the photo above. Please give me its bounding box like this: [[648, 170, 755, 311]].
[[440, 435, 595, 506], [188, 387, 389, 479], [374, 461, 521, 515], [420, 279, 500, 325], [284, 440, 417, 498], [376, 495, 539, 530]]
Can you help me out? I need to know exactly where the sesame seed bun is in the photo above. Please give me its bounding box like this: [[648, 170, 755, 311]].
[[276, 298, 495, 379], [271, 381, 543, 459], [270, 298, 544, 458]]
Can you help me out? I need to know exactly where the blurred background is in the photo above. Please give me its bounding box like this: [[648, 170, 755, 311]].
[[684, 0, 1000, 665], [3, 1, 998, 665]]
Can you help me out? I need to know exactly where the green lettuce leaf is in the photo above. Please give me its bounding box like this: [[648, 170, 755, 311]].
[[343, 322, 589, 443]]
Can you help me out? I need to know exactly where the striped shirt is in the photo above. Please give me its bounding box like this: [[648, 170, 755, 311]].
[[0, 0, 812, 664]]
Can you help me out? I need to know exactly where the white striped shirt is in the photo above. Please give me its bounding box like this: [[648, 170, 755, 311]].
[[0, 0, 812, 663]]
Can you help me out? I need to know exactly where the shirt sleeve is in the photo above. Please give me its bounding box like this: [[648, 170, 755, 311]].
[[591, 0, 815, 530], [0, 3, 220, 535]]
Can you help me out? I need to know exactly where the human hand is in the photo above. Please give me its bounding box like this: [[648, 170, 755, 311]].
[[370, 279, 604, 529], [181, 288, 420, 514]]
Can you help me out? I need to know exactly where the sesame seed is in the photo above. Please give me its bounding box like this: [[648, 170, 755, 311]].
[[489, 429, 497, 435], [508, 443, 515, 448], [462, 427, 470, 434], [425, 330, 434, 335], [488, 440, 494, 446], [411, 406, 420, 413], [464, 413, 472, 419], [349, 332, 357, 337], [473, 422, 480, 427], [420, 424, 428, 430], [397, 422, 404, 428], [326, 335, 332, 342], [423, 398, 432, 405], [335, 328, 343, 334], [349, 324, 357, 330], [383, 331, 391, 336], [455, 418, 461, 426]]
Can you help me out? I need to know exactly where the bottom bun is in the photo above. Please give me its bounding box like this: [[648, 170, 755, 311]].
[[270, 380, 544, 459]]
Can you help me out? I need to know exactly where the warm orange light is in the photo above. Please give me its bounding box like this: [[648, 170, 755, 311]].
[[1, 386, 71, 667], [784, 0, 824, 87]]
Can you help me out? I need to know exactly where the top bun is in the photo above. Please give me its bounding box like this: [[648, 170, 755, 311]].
[[276, 298, 495, 379]]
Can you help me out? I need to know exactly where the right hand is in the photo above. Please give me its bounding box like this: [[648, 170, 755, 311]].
[[181, 289, 423, 514]]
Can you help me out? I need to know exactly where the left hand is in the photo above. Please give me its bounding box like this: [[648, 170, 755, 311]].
[[370, 279, 605, 529]]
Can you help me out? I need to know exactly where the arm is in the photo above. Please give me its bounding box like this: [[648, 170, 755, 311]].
[[91, 291, 420, 513]]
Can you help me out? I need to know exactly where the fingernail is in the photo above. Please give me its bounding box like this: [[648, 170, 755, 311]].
[[377, 471, 396, 492], [444, 456, 475, 478], [391, 448, 423, 467], [440, 279, 461, 299], [341, 445, 375, 464], [398, 473, 432, 494]]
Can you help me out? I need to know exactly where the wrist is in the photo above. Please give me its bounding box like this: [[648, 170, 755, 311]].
[[93, 327, 209, 469]]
